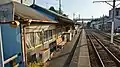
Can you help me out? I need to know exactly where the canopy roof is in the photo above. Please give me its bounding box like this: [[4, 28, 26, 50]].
[[30, 4, 74, 24], [0, 2, 57, 23]]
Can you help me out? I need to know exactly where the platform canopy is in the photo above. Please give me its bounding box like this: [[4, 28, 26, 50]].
[[30, 4, 74, 24], [0, 1, 57, 23]]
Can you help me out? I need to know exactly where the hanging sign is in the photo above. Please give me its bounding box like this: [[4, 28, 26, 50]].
[[0, 3, 14, 23]]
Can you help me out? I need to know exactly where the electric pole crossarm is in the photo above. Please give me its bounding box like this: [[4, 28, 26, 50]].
[[93, 0, 117, 43], [93, 1, 113, 7], [115, 3, 120, 7], [105, 1, 113, 7], [93, 1, 113, 3]]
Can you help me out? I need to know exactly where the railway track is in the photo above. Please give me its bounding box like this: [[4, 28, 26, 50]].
[[86, 30, 120, 67], [94, 30, 120, 43]]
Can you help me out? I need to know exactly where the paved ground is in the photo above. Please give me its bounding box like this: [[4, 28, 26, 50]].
[[69, 30, 82, 67], [45, 29, 81, 67], [45, 29, 91, 67]]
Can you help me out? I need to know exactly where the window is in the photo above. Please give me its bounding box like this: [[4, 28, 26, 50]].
[[44, 30, 53, 42], [44, 31, 48, 42], [35, 32, 42, 45], [38, 32, 43, 44], [30, 32, 35, 47], [26, 32, 43, 48], [49, 30, 52, 39]]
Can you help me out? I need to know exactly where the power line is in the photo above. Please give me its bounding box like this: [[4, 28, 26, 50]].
[[93, 0, 120, 43]]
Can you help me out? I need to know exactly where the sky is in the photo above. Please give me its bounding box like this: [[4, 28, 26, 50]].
[[23, 0, 120, 19]]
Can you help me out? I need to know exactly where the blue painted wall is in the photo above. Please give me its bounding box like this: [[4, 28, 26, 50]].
[[0, 24, 23, 67]]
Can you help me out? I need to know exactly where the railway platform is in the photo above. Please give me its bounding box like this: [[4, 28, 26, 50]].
[[45, 28, 81, 67], [45, 29, 91, 67], [77, 29, 91, 67]]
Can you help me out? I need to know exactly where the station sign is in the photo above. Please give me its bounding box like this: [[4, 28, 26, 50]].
[[0, 3, 14, 23]]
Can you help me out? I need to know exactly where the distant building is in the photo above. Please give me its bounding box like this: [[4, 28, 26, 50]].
[[109, 8, 120, 18], [90, 7, 120, 33], [105, 8, 120, 32], [90, 16, 109, 30]]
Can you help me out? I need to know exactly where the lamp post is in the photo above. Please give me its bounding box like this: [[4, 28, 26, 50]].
[[93, 0, 120, 43]]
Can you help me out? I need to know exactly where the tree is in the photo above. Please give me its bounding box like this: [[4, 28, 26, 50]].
[[63, 14, 68, 17], [87, 22, 92, 28], [49, 6, 63, 14], [49, 6, 69, 17], [49, 6, 58, 13]]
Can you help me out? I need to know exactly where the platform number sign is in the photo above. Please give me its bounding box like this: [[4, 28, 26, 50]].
[[0, 3, 13, 22]]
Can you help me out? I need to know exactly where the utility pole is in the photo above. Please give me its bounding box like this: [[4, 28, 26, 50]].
[[92, 16, 93, 20], [59, 0, 61, 14], [73, 13, 75, 20], [93, 0, 120, 43], [33, 0, 35, 4], [111, 0, 116, 43], [79, 14, 80, 19], [21, 0, 23, 4], [82, 19, 84, 29], [92, 16, 93, 29], [103, 14, 104, 31]]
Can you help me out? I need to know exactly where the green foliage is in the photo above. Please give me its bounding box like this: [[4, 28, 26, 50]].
[[87, 22, 92, 28], [49, 6, 65, 15], [27, 54, 44, 67], [49, 6, 58, 13], [28, 59, 44, 67], [63, 14, 68, 17], [114, 34, 120, 39]]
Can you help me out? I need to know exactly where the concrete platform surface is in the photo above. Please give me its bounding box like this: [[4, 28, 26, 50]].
[[78, 29, 91, 67], [45, 29, 81, 67]]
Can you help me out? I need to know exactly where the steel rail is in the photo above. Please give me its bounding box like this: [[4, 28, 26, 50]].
[[91, 33, 120, 66], [87, 31, 105, 67], [95, 30, 120, 43]]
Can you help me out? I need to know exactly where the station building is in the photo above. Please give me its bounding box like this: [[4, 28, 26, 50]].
[[0, 1, 75, 67]]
